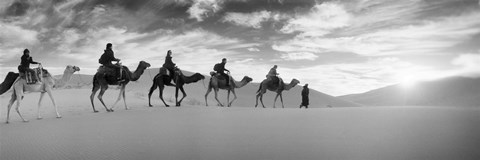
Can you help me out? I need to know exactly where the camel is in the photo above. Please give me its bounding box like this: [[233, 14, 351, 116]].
[[1, 65, 80, 123], [255, 78, 300, 108], [148, 68, 205, 107], [90, 61, 151, 112], [205, 72, 252, 107]]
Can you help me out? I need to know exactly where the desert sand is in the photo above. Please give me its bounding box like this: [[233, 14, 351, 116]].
[[1, 88, 479, 160]]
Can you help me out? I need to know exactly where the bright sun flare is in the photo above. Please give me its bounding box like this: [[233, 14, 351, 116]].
[[400, 76, 418, 89]]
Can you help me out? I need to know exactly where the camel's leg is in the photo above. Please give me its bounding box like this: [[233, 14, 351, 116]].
[[227, 90, 230, 107], [148, 81, 158, 107], [255, 93, 260, 108], [214, 88, 223, 107], [274, 93, 281, 108], [205, 85, 213, 106], [90, 85, 100, 113], [279, 93, 285, 108], [110, 84, 128, 112], [46, 88, 61, 118], [110, 86, 123, 111], [228, 89, 237, 107], [37, 92, 46, 119], [97, 87, 112, 112], [122, 87, 128, 110], [6, 93, 17, 123], [159, 85, 169, 107], [259, 92, 266, 108], [176, 86, 187, 106], [175, 86, 180, 106], [15, 92, 28, 122]]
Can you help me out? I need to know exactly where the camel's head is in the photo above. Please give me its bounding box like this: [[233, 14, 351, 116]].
[[292, 79, 300, 85], [243, 76, 253, 83], [193, 73, 205, 80], [140, 61, 151, 69], [65, 65, 80, 73]]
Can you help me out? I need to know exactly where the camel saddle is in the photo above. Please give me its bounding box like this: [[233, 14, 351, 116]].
[[97, 65, 122, 79], [159, 67, 173, 77], [267, 76, 282, 88], [160, 67, 183, 77], [210, 72, 229, 80], [271, 76, 280, 84], [19, 68, 48, 84]]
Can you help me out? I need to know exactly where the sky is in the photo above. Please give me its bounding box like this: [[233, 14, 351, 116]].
[[1, 0, 480, 96]]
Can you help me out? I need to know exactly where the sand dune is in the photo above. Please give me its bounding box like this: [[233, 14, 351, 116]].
[[340, 77, 480, 107]]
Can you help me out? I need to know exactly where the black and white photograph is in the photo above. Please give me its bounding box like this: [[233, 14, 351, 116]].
[[1, 0, 479, 159]]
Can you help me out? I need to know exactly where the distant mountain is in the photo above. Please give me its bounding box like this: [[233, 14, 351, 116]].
[[58, 68, 361, 108], [339, 77, 480, 107]]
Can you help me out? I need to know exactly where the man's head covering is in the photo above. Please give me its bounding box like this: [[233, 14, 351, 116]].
[[106, 43, 112, 49]]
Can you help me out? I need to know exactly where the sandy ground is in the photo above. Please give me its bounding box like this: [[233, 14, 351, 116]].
[[1, 89, 480, 160]]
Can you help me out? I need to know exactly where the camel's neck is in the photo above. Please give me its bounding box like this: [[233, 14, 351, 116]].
[[183, 74, 202, 84], [283, 81, 298, 91], [53, 71, 75, 88], [129, 65, 146, 81], [233, 78, 250, 88]]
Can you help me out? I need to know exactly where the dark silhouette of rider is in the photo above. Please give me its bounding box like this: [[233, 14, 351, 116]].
[[99, 43, 122, 80], [18, 49, 40, 83], [214, 58, 230, 86], [266, 65, 281, 86], [162, 50, 177, 85], [162, 50, 176, 76]]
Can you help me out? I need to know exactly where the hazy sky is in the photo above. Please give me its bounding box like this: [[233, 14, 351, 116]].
[[1, 0, 479, 96]]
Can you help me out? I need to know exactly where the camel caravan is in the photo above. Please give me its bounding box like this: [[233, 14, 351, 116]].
[[0, 43, 305, 123]]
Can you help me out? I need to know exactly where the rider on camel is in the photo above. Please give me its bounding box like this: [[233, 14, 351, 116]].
[[99, 43, 122, 80], [18, 49, 41, 83], [266, 65, 281, 86], [214, 58, 230, 86], [162, 50, 176, 84]]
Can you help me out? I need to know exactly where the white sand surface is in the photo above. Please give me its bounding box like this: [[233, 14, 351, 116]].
[[1, 94, 479, 160]]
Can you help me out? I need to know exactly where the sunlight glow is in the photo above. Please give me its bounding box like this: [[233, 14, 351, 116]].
[[400, 76, 418, 89]]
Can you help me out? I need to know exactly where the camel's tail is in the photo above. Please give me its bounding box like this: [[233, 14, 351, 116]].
[[0, 72, 19, 95]]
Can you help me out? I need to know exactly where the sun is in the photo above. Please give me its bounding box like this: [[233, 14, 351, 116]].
[[400, 76, 418, 89]]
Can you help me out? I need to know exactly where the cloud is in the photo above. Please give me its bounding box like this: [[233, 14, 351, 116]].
[[0, 22, 39, 47], [0, 22, 39, 67], [451, 53, 480, 78], [247, 47, 260, 52], [280, 2, 351, 37], [5, 0, 30, 17], [347, 0, 422, 31], [280, 52, 318, 61], [222, 10, 274, 28], [187, 0, 223, 21], [274, 11, 480, 57]]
